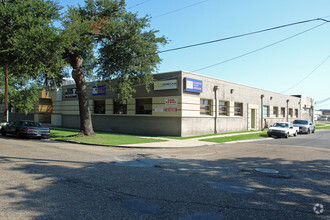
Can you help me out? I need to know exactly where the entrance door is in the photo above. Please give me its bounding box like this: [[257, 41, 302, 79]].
[[251, 109, 256, 129]]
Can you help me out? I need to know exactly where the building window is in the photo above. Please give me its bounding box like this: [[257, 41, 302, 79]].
[[94, 100, 105, 114], [234, 102, 243, 116], [136, 98, 152, 115], [219, 101, 229, 116], [200, 99, 211, 115], [281, 107, 285, 118], [295, 109, 299, 118], [273, 106, 279, 117], [263, 105, 270, 117], [289, 108, 293, 118], [113, 100, 127, 114]]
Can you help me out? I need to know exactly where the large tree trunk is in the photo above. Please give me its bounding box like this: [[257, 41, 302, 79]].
[[70, 54, 95, 136]]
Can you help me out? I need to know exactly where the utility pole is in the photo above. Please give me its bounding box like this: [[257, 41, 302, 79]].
[[4, 65, 9, 122]]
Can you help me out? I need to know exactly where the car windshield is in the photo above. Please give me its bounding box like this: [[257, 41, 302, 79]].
[[24, 121, 42, 127], [273, 123, 288, 128], [293, 120, 308, 125]]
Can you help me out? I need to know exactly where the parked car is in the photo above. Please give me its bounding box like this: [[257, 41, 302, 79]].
[[1, 120, 50, 138], [292, 119, 315, 134], [0, 119, 8, 130], [267, 122, 299, 138]]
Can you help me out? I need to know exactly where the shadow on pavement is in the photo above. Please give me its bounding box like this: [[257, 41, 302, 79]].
[[0, 154, 329, 219]]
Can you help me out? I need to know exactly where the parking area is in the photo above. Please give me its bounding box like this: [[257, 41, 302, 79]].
[[0, 131, 329, 219]]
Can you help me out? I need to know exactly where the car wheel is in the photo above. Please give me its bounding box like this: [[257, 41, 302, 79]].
[[268, 134, 271, 137], [285, 132, 289, 138], [307, 129, 310, 134], [294, 131, 297, 137], [312, 129, 315, 133], [1, 129, 6, 136], [15, 130, 21, 138]]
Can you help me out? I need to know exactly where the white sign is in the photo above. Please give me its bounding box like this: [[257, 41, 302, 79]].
[[155, 105, 164, 112], [154, 80, 177, 90], [165, 98, 178, 108], [165, 98, 178, 112]]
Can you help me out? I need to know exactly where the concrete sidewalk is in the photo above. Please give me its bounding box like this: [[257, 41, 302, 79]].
[[120, 131, 265, 148]]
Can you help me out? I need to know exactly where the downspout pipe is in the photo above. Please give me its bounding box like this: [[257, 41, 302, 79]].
[[261, 94, 264, 130], [286, 99, 290, 122], [214, 86, 219, 134]]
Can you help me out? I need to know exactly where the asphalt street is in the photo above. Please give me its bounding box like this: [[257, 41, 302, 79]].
[[0, 131, 329, 219], [257, 129, 330, 150]]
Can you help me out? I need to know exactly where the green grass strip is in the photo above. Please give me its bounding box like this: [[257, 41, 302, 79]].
[[316, 126, 330, 130], [50, 129, 166, 145], [163, 130, 260, 140], [201, 132, 268, 143]]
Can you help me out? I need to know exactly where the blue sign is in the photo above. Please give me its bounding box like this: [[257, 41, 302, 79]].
[[92, 85, 106, 96], [185, 78, 203, 93]]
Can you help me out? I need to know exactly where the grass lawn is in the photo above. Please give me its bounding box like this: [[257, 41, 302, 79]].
[[50, 129, 166, 146], [162, 130, 261, 140], [316, 126, 330, 130], [201, 132, 268, 143]]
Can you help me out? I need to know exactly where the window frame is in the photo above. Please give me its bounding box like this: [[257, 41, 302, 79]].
[[234, 102, 243, 116], [289, 108, 293, 118], [281, 107, 286, 118], [219, 101, 229, 116], [200, 99, 212, 115], [93, 100, 106, 114], [263, 105, 270, 118], [113, 100, 127, 115], [273, 106, 279, 117], [135, 98, 152, 115]]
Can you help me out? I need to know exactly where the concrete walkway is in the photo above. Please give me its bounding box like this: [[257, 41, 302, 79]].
[[120, 131, 265, 148]]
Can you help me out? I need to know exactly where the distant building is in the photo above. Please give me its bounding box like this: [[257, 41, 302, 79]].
[[0, 71, 315, 136], [318, 109, 330, 121]]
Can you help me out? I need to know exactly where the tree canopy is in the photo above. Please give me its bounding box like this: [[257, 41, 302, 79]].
[[61, 0, 167, 135], [0, 0, 65, 82], [1, 0, 167, 136]]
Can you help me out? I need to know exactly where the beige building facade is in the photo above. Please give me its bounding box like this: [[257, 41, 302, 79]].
[[1, 71, 315, 137]]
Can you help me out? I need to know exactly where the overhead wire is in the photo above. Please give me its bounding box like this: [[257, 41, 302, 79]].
[[193, 22, 328, 72], [153, 0, 209, 19], [157, 18, 329, 54], [280, 53, 330, 93], [316, 97, 330, 105], [127, 0, 152, 9], [128, 18, 329, 87]]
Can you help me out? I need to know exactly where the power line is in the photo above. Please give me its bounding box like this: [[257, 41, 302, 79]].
[[157, 18, 329, 54], [280, 54, 330, 93], [153, 0, 209, 19], [127, 0, 151, 9], [315, 103, 330, 108], [193, 22, 328, 72], [316, 97, 330, 105]]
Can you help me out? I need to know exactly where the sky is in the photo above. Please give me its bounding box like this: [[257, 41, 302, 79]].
[[59, 0, 330, 110]]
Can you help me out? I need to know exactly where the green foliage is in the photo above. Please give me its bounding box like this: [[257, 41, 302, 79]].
[[11, 84, 41, 115], [0, 0, 65, 80], [0, 70, 41, 115], [0, 0, 66, 115], [62, 0, 167, 101]]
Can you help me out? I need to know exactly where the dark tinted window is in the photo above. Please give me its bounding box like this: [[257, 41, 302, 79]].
[[114, 100, 127, 114], [136, 99, 152, 114]]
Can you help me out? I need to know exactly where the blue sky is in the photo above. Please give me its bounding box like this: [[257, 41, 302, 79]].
[[59, 0, 330, 109]]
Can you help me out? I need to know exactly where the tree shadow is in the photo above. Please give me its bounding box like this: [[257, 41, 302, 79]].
[[0, 154, 329, 219]]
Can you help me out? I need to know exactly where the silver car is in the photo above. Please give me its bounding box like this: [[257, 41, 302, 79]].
[[293, 119, 315, 134], [0, 120, 8, 130]]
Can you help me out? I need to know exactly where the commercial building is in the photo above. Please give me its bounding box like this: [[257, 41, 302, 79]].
[[1, 71, 315, 137]]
